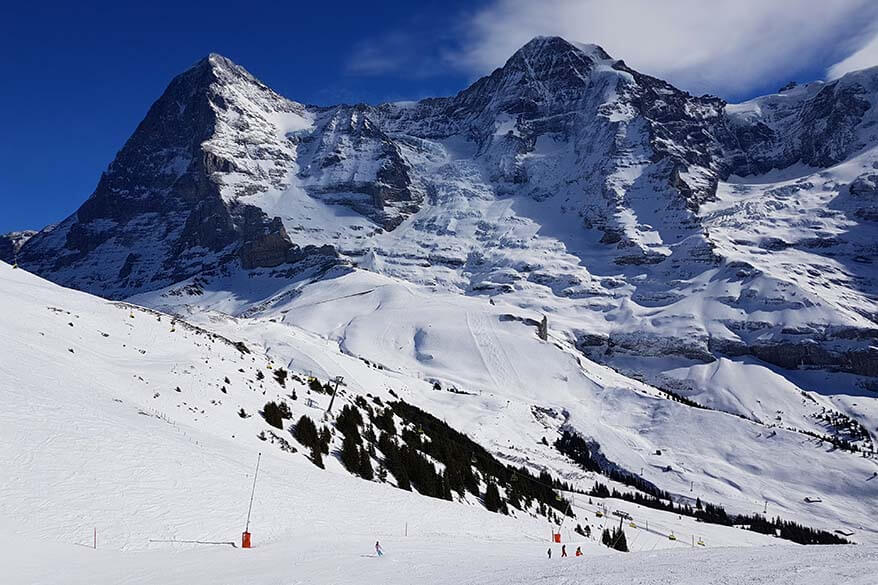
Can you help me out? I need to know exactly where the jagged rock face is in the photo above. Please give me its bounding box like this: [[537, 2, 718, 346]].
[[0, 230, 36, 264], [723, 69, 878, 176], [613, 63, 727, 207], [17, 55, 337, 298], [847, 173, 878, 221], [296, 105, 421, 229]]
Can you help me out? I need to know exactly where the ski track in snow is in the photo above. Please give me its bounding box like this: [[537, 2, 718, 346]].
[[465, 310, 520, 394], [4, 533, 876, 585]]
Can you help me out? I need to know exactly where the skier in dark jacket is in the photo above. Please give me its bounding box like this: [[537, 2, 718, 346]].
[[375, 541, 384, 557], [547, 547, 552, 559], [561, 544, 567, 557]]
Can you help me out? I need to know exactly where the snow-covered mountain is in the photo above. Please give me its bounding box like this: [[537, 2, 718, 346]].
[[16, 36, 878, 374], [15, 55, 339, 298], [5, 36, 878, 570]]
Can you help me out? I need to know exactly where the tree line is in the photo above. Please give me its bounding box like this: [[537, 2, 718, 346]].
[[285, 394, 576, 520]]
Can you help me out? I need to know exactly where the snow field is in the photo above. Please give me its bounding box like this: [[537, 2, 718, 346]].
[[137, 266, 878, 543]]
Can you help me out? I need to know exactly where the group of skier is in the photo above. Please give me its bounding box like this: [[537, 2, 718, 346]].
[[547, 544, 583, 558], [374, 540, 586, 559]]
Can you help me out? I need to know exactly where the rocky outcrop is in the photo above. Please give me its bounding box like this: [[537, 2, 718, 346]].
[[709, 334, 878, 378], [233, 209, 337, 270], [575, 330, 715, 363], [0, 230, 36, 264], [297, 105, 421, 229], [847, 173, 878, 221]]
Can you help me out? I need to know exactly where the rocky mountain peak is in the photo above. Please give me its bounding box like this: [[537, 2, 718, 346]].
[[414, 36, 619, 135], [505, 36, 611, 78], [156, 53, 286, 131], [184, 53, 258, 87], [480, 36, 613, 102], [204, 52, 238, 69]]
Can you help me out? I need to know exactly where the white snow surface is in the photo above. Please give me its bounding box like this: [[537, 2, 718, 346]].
[[5, 533, 877, 585], [3, 261, 876, 583]]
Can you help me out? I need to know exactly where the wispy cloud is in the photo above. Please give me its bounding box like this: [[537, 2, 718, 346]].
[[828, 26, 878, 79], [346, 33, 418, 76], [347, 0, 878, 99], [453, 0, 877, 97], [346, 30, 456, 79]]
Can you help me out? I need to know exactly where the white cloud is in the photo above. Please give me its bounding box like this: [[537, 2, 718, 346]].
[[828, 28, 878, 79], [452, 0, 878, 97], [346, 31, 454, 79], [347, 33, 417, 76]]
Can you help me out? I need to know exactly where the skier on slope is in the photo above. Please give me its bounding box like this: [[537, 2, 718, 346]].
[[575, 546, 583, 557], [547, 547, 552, 559], [375, 541, 384, 557], [561, 544, 567, 557]]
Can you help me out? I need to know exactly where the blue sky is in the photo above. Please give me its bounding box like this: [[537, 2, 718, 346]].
[[3, 0, 878, 234]]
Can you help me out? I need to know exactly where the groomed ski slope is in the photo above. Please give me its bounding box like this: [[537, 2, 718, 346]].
[[1, 262, 875, 583], [5, 531, 876, 585]]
